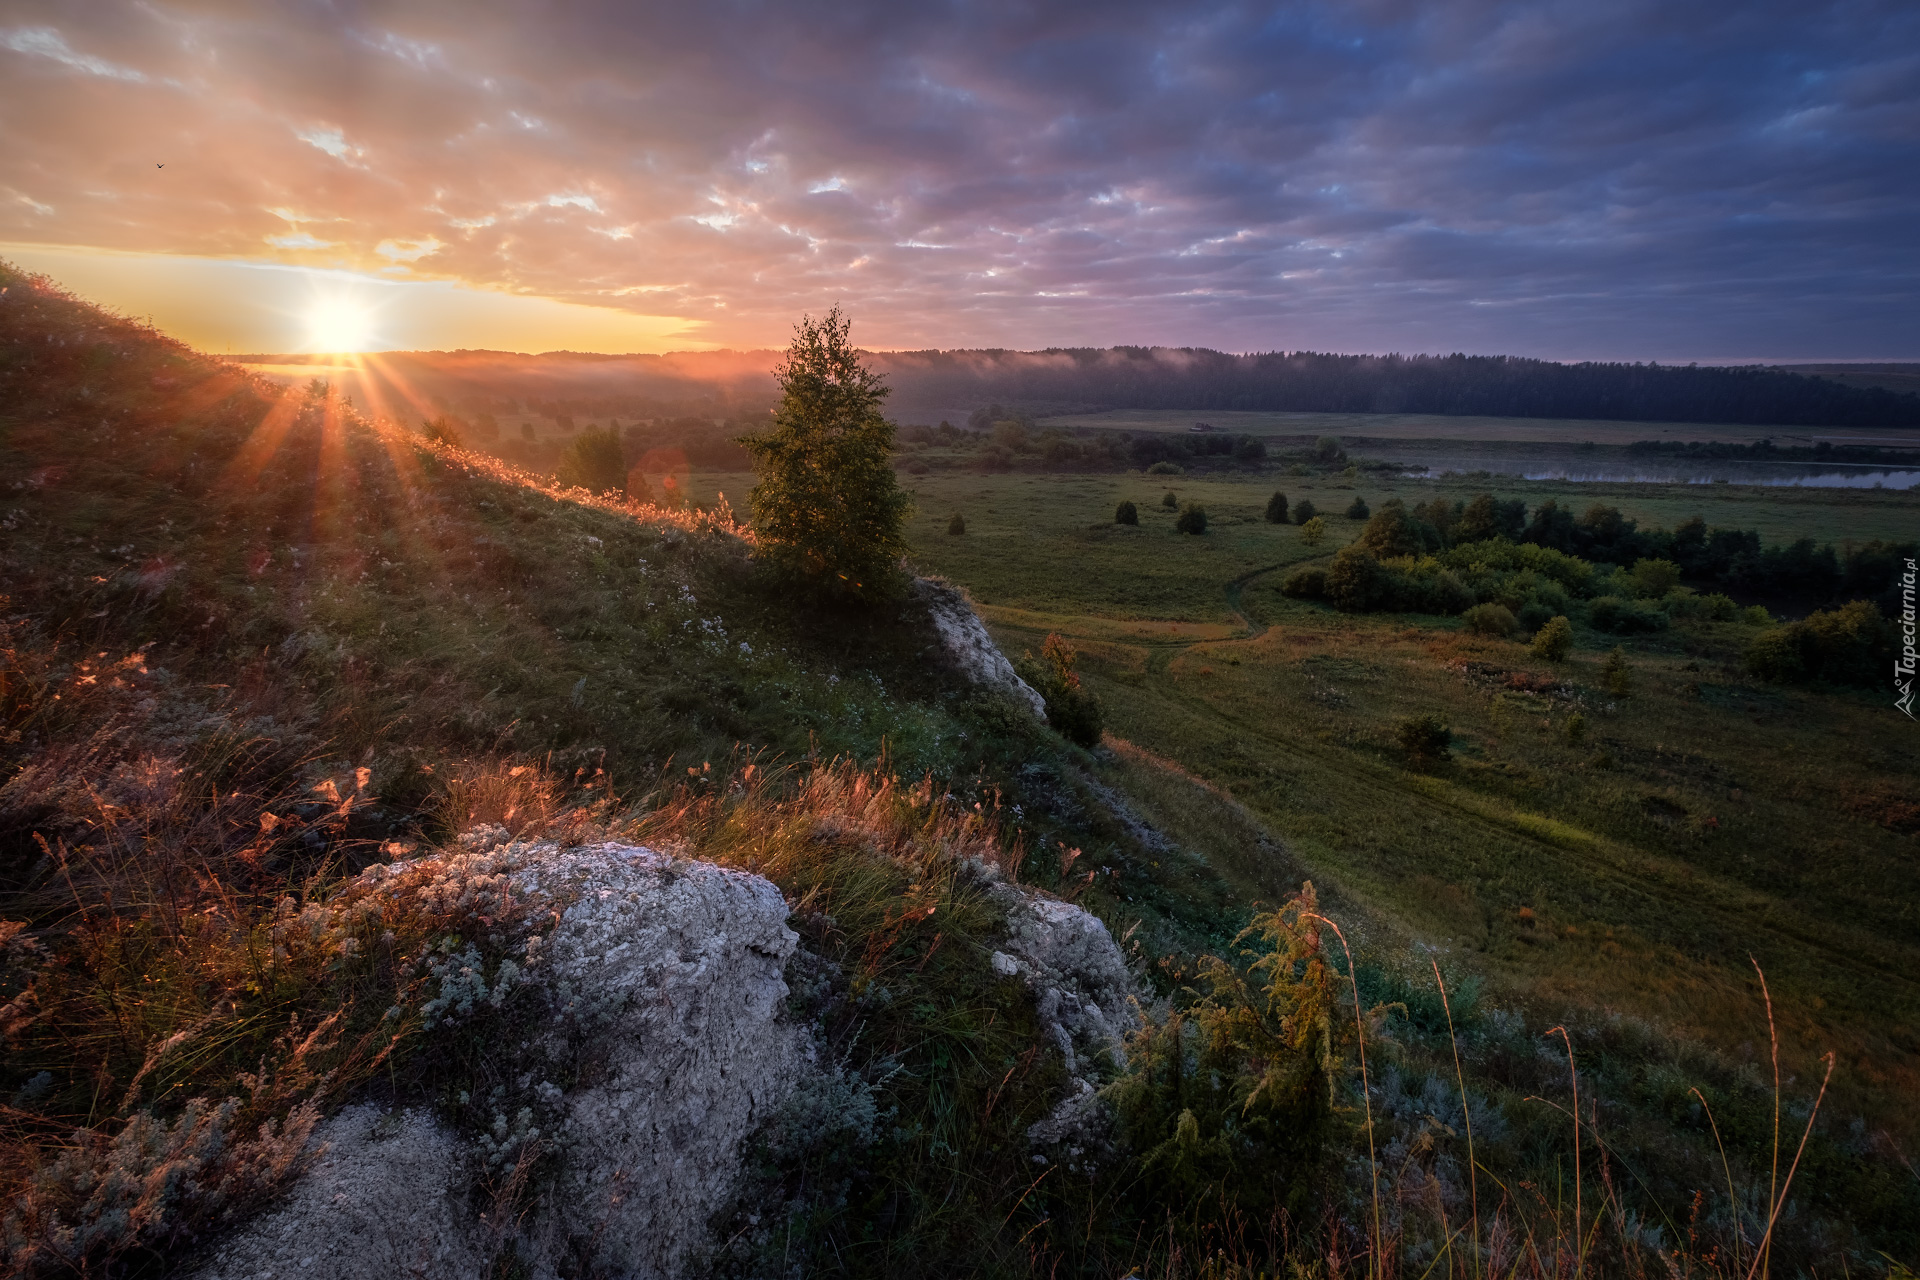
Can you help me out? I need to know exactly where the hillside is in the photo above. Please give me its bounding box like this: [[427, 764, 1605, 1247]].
[[5, 264, 1917, 1277]]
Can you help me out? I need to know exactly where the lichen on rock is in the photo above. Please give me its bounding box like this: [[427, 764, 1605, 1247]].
[[192, 837, 808, 1280]]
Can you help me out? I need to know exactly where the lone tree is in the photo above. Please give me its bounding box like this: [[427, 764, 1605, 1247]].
[[1114, 499, 1139, 526], [744, 308, 911, 601], [557, 425, 628, 494], [1176, 502, 1209, 535], [1265, 491, 1289, 524]]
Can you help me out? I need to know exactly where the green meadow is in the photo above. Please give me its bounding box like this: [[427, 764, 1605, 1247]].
[[699, 462, 1920, 1152]]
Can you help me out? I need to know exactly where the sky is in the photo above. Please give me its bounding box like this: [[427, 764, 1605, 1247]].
[[1, 0, 1916, 360]]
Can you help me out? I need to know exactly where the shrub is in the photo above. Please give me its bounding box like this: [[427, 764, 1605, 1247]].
[[1114, 500, 1139, 526], [1629, 557, 1682, 597], [1175, 503, 1208, 535], [1146, 461, 1184, 476], [1293, 499, 1317, 524], [1280, 566, 1328, 599], [1745, 599, 1893, 687], [519, 421, 536, 442], [1588, 595, 1668, 634], [1313, 435, 1346, 464], [978, 443, 1013, 472], [1106, 885, 1349, 1245], [947, 513, 966, 536], [1516, 600, 1554, 633], [1531, 615, 1574, 660], [1018, 633, 1104, 746], [1397, 713, 1452, 762], [1565, 711, 1587, 742], [1603, 645, 1633, 697], [556, 425, 628, 494], [1299, 516, 1326, 547], [1345, 496, 1370, 520], [1161, 490, 1179, 509], [422, 415, 465, 447], [1265, 492, 1289, 524], [1357, 502, 1432, 558], [1326, 545, 1386, 611], [744, 307, 913, 601], [1462, 602, 1516, 637]]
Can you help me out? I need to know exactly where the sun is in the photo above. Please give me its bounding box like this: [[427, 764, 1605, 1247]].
[[305, 297, 376, 352]]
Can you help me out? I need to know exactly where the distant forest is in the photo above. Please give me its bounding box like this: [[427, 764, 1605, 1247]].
[[240, 347, 1920, 429], [871, 348, 1920, 427]]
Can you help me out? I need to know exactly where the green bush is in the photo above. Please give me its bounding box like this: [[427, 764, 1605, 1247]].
[[1355, 502, 1430, 558], [947, 513, 966, 536], [1345, 496, 1370, 520], [1114, 499, 1139, 525], [1161, 490, 1179, 509], [1265, 491, 1289, 524], [1603, 645, 1633, 697], [1629, 558, 1682, 597], [1531, 615, 1574, 661], [1326, 545, 1386, 610], [1588, 595, 1668, 634], [1462, 602, 1516, 637], [1299, 515, 1326, 547], [1280, 565, 1328, 599], [1293, 498, 1317, 524], [1516, 600, 1554, 633], [743, 307, 912, 601], [1105, 886, 1349, 1245], [556, 425, 628, 494], [1396, 713, 1452, 762], [1744, 599, 1893, 687], [1018, 633, 1104, 746], [1146, 461, 1183, 476], [1175, 503, 1208, 535]]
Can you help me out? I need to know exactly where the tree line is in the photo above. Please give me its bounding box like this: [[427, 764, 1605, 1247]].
[[876, 348, 1920, 427]]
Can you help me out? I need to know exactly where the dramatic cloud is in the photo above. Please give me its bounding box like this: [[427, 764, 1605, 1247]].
[[1, 0, 1915, 357]]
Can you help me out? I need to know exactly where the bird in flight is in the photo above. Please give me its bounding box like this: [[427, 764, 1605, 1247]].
[[156, 163, 164, 169]]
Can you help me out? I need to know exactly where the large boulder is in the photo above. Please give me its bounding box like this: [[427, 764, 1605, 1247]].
[[194, 838, 807, 1280]]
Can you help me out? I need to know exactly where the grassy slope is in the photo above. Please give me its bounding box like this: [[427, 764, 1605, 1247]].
[[8, 263, 1917, 1271], [0, 266, 1271, 1276], [875, 463, 1920, 1259]]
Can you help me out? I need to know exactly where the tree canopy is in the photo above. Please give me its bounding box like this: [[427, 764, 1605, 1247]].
[[744, 308, 911, 601]]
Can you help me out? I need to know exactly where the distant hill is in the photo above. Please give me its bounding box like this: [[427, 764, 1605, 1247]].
[[1770, 362, 1920, 397], [238, 346, 1920, 430]]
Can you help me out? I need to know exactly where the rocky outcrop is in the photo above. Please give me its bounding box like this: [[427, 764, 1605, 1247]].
[[916, 577, 1047, 717], [193, 838, 808, 1280], [193, 838, 1142, 1277], [988, 885, 1135, 1079], [985, 879, 1138, 1166]]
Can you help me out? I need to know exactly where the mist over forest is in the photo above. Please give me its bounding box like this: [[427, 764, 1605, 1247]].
[[244, 345, 1920, 429]]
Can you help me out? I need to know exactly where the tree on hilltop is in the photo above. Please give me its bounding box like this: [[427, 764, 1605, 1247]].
[[744, 308, 911, 601]]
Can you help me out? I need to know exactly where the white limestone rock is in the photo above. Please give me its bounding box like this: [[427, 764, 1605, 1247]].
[[987, 884, 1137, 1079], [192, 1104, 482, 1280], [193, 839, 807, 1280], [916, 578, 1047, 717]]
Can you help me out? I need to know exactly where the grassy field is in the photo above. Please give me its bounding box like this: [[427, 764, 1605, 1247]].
[[827, 464, 1920, 1151]]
